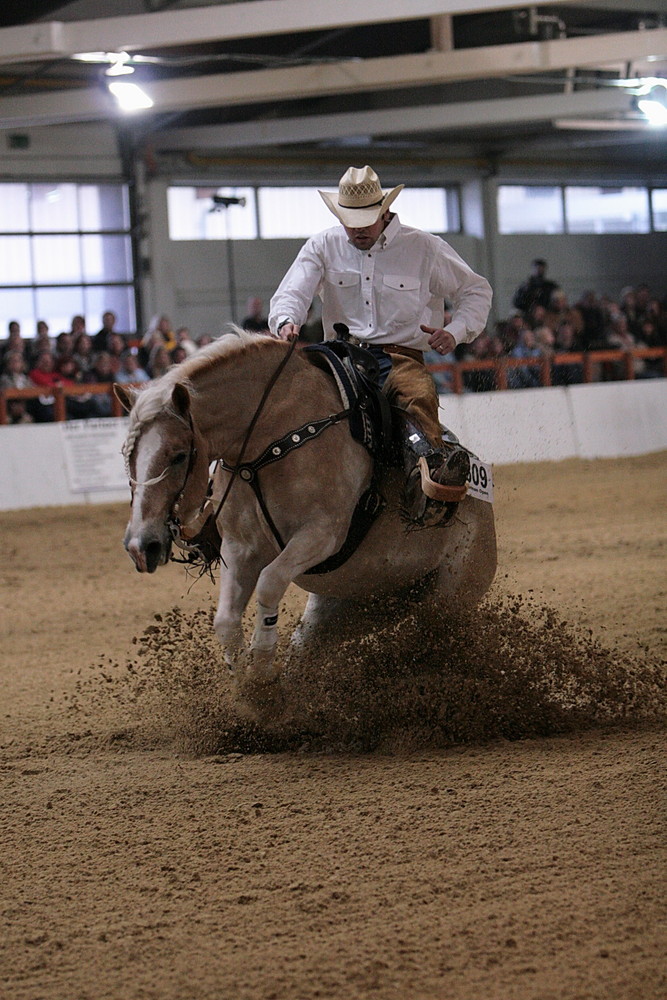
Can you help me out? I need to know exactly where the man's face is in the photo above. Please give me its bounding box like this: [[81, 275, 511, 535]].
[[343, 212, 388, 251]]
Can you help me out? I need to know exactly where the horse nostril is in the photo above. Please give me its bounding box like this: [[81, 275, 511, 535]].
[[144, 540, 164, 574]]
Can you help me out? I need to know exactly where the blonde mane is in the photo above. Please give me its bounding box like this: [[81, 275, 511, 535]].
[[121, 327, 278, 471]]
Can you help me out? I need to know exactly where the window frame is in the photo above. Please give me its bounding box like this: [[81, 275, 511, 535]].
[[167, 183, 463, 240], [497, 182, 664, 236], [0, 180, 137, 335]]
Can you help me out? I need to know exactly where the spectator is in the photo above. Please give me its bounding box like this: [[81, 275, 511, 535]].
[[116, 349, 150, 385], [0, 350, 34, 424], [147, 343, 172, 379], [28, 349, 74, 422], [55, 355, 98, 419], [107, 332, 127, 375], [576, 290, 607, 350], [462, 332, 496, 392], [142, 314, 177, 357], [197, 334, 215, 348], [54, 331, 74, 363], [512, 258, 560, 313], [82, 352, 115, 416], [646, 297, 667, 345], [552, 321, 583, 386], [70, 314, 86, 338], [606, 313, 646, 378], [72, 332, 94, 375], [175, 326, 198, 357], [241, 296, 269, 332], [93, 310, 118, 352], [501, 311, 526, 353], [32, 320, 52, 361], [526, 302, 548, 331], [508, 327, 541, 389], [534, 325, 556, 358], [1, 320, 29, 369], [171, 345, 188, 366], [638, 319, 666, 378]]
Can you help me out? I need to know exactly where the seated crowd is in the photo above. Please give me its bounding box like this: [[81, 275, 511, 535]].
[[1, 281, 666, 423], [426, 273, 667, 393], [0, 310, 215, 424]]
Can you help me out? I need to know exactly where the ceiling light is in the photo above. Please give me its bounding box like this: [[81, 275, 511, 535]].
[[636, 80, 667, 126], [105, 52, 134, 77], [72, 51, 109, 63], [107, 81, 154, 112]]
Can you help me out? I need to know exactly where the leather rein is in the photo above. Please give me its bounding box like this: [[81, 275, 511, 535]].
[[171, 337, 352, 556]]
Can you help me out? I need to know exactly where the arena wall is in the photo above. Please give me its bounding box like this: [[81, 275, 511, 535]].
[[0, 380, 665, 511]]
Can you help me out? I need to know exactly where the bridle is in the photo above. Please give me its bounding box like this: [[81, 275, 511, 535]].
[[124, 335, 383, 573]]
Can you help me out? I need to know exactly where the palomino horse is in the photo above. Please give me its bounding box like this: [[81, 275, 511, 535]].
[[115, 330, 496, 681]]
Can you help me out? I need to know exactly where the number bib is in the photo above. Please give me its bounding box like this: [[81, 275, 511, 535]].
[[467, 457, 493, 503]]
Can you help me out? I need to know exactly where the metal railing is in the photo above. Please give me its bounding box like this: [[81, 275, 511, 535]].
[[1, 347, 665, 424], [425, 347, 667, 394]]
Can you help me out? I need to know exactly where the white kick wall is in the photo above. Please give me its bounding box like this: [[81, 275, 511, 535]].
[[1, 380, 665, 512]]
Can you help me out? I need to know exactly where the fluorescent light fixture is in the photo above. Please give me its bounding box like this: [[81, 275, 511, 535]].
[[105, 52, 134, 77], [637, 96, 667, 126], [72, 51, 108, 62], [636, 80, 667, 126], [108, 81, 154, 111]]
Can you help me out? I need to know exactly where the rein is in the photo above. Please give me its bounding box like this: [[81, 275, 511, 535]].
[[210, 336, 340, 547]]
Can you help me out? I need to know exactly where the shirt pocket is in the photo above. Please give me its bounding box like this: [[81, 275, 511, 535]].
[[325, 270, 359, 289], [381, 273, 421, 324]]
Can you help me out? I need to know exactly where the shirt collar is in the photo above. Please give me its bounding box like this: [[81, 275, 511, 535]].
[[381, 213, 401, 246]]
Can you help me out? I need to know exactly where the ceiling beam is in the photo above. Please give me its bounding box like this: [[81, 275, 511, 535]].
[[0, 0, 632, 64], [0, 27, 664, 129], [152, 89, 635, 149]]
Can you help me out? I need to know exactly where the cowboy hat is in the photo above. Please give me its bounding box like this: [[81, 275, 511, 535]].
[[319, 165, 404, 228]]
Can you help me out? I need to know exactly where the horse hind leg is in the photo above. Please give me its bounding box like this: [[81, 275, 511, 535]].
[[288, 592, 345, 660]]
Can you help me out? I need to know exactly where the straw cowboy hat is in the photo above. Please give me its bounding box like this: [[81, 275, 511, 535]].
[[319, 165, 404, 228]]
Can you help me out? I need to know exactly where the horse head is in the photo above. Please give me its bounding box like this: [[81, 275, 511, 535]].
[[115, 381, 210, 573]]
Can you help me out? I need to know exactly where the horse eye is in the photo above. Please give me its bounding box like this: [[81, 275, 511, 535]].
[[171, 451, 187, 466]]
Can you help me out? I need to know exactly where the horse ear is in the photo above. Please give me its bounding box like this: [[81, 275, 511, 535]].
[[171, 383, 191, 417], [114, 383, 137, 413]]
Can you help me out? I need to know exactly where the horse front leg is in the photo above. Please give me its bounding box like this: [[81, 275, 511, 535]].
[[249, 527, 339, 682], [213, 541, 264, 671]]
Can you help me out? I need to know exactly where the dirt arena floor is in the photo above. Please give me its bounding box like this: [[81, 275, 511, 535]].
[[1, 451, 665, 1000]]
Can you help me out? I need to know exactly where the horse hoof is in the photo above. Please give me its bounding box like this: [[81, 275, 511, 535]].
[[245, 648, 280, 684], [224, 648, 248, 673]]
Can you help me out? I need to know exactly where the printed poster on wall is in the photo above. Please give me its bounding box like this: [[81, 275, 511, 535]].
[[60, 418, 128, 493]]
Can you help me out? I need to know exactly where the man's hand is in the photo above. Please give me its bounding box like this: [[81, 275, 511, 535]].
[[277, 322, 300, 341], [421, 324, 456, 356]]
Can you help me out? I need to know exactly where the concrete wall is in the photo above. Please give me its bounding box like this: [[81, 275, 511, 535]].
[[1, 380, 664, 512]]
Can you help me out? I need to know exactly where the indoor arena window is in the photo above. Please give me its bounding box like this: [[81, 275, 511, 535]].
[[168, 185, 460, 240], [498, 183, 660, 235], [0, 182, 136, 334], [651, 188, 667, 231], [167, 187, 257, 240], [497, 185, 564, 234], [564, 186, 650, 234]]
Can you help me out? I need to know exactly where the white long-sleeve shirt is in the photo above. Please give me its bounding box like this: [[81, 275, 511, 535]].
[[269, 214, 492, 349]]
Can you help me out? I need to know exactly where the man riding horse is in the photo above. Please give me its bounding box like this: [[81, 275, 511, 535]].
[[269, 165, 492, 525]]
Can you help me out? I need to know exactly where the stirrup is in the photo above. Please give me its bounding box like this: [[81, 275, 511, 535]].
[[417, 456, 468, 503]]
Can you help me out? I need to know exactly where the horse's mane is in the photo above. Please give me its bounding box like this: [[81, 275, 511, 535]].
[[122, 327, 279, 468]]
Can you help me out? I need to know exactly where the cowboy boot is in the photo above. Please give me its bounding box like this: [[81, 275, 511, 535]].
[[399, 418, 469, 527]]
